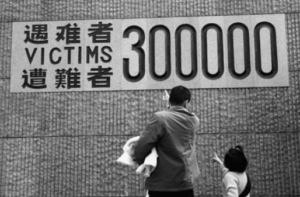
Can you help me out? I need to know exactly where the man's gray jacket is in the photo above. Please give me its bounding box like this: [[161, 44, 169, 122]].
[[133, 106, 201, 191]]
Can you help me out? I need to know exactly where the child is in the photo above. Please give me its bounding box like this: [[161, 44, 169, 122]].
[[212, 145, 251, 197]]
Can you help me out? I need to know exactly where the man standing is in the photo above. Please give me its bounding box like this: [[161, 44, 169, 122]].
[[133, 86, 200, 197]]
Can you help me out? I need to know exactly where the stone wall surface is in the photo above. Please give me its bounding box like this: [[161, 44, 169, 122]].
[[0, 0, 299, 196]]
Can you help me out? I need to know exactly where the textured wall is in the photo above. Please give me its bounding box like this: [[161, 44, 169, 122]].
[[0, 0, 300, 197]]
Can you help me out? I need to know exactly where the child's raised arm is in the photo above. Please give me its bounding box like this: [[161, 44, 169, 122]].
[[212, 152, 222, 165], [212, 152, 228, 175]]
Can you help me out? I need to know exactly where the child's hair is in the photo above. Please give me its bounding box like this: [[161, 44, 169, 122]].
[[224, 145, 248, 173]]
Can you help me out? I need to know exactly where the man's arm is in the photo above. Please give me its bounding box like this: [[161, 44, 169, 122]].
[[132, 114, 163, 165]]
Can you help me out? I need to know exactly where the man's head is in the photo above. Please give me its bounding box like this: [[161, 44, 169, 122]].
[[169, 86, 191, 107]]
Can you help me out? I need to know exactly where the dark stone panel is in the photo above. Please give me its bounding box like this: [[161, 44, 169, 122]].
[[0, 134, 298, 196], [0, 0, 43, 22], [0, 1, 300, 196], [0, 22, 12, 79], [0, 136, 145, 197], [0, 80, 299, 138], [0, 87, 169, 137]]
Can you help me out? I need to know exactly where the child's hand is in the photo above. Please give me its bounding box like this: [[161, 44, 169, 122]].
[[163, 90, 170, 100], [163, 90, 170, 109], [212, 152, 222, 164]]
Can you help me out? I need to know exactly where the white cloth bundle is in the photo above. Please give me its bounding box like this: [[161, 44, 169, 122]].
[[116, 136, 158, 177]]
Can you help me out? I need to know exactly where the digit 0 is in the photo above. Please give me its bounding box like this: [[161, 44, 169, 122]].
[[149, 25, 171, 81]]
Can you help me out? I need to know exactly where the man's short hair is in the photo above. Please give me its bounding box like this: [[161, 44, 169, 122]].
[[169, 86, 191, 105]]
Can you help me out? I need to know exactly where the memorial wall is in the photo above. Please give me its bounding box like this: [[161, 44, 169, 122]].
[[0, 0, 299, 196]]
